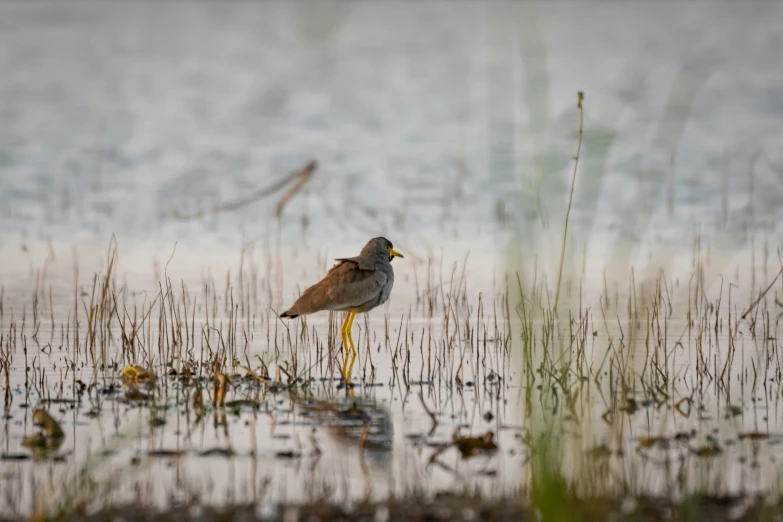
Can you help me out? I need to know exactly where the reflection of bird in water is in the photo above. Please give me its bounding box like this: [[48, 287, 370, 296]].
[[280, 237, 403, 380], [296, 395, 394, 472]]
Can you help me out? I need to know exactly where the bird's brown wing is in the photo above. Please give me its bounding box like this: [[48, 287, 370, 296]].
[[333, 256, 377, 271], [283, 258, 385, 316]]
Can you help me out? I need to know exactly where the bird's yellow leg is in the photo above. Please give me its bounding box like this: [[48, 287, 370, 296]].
[[345, 310, 357, 355], [339, 310, 353, 380], [339, 310, 353, 359], [340, 311, 352, 337], [340, 310, 358, 386]]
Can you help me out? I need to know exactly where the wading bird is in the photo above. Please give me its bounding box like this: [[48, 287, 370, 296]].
[[280, 237, 403, 376]]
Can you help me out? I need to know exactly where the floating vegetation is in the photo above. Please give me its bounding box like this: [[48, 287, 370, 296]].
[[120, 365, 155, 387], [212, 371, 229, 408], [32, 408, 65, 440], [20, 409, 66, 461], [450, 430, 498, 459]]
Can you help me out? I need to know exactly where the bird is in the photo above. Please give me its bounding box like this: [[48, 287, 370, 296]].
[[280, 237, 403, 355]]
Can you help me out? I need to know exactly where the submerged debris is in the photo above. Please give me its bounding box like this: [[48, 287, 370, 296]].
[[637, 436, 671, 450], [619, 398, 639, 415], [337, 402, 372, 424], [199, 448, 235, 458], [121, 365, 156, 387], [453, 430, 498, 459], [213, 372, 229, 408], [224, 399, 261, 409], [692, 440, 723, 458], [125, 389, 151, 401], [32, 409, 65, 440], [193, 385, 204, 409], [587, 444, 613, 459], [738, 432, 770, 441], [22, 408, 65, 459], [147, 449, 186, 458]]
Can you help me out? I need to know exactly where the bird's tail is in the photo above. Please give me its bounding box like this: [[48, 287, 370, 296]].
[[280, 311, 298, 319]]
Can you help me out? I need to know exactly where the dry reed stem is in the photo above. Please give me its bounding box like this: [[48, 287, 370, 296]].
[[553, 91, 584, 314]]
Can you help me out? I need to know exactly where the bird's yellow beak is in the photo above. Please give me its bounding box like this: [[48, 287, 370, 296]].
[[389, 248, 404, 260]]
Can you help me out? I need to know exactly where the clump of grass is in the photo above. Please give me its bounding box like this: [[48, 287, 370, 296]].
[[502, 69, 783, 519]]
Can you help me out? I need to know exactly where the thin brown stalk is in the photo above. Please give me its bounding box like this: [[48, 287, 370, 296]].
[[275, 161, 317, 217], [553, 91, 584, 314], [740, 261, 783, 320]]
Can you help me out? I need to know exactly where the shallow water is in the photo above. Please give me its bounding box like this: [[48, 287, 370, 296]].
[[2, 0, 783, 517]]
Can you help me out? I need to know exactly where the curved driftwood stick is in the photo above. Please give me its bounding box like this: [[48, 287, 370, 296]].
[[172, 160, 317, 221], [275, 161, 316, 217]]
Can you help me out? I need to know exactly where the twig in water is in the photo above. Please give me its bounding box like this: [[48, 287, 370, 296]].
[[418, 391, 438, 436], [275, 160, 316, 217], [741, 264, 783, 320], [172, 160, 317, 221]]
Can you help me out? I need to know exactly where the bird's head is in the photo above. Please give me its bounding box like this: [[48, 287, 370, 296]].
[[364, 237, 404, 262]]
